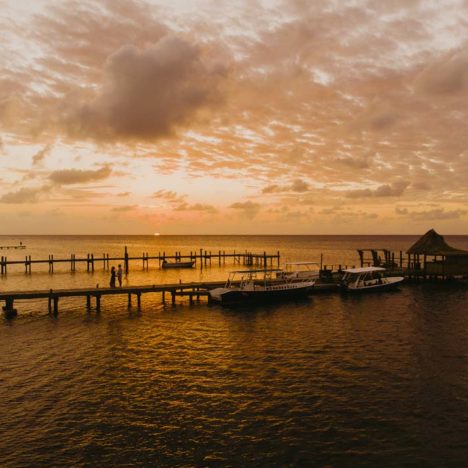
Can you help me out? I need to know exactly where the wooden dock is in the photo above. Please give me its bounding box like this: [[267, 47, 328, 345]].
[[0, 277, 342, 318], [0, 281, 229, 317], [0, 247, 280, 275]]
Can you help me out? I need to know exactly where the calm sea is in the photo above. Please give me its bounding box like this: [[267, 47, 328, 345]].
[[1, 235, 468, 466]]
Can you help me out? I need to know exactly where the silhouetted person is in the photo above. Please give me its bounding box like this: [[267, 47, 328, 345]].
[[117, 264, 123, 287], [110, 266, 116, 288]]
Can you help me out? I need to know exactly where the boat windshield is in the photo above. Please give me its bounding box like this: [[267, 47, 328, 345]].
[[343, 270, 383, 284]]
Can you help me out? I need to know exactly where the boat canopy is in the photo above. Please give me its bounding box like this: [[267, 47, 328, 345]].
[[342, 266, 386, 273]]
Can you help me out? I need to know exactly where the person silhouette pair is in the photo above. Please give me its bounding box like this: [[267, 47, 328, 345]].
[[110, 265, 123, 288]]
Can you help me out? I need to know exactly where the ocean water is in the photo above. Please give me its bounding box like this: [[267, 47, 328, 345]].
[[1, 235, 468, 466]]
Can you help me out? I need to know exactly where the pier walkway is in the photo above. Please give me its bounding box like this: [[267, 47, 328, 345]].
[[0, 280, 232, 317]]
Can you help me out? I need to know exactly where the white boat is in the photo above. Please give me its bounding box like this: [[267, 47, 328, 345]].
[[340, 267, 404, 292], [209, 269, 315, 305], [277, 261, 321, 280]]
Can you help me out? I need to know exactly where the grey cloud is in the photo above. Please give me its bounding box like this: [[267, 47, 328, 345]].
[[32, 144, 52, 165], [230, 201, 261, 219], [66, 36, 227, 141], [151, 190, 187, 204], [335, 156, 370, 169], [49, 166, 112, 185], [290, 179, 310, 193], [111, 205, 138, 212], [262, 179, 309, 194], [0, 185, 52, 204], [262, 184, 281, 194], [347, 180, 409, 198], [396, 206, 466, 221], [174, 203, 217, 214], [412, 181, 431, 191], [417, 49, 468, 95]]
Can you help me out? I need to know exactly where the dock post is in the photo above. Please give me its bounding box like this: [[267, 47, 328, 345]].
[[128, 294, 132, 309], [137, 293, 141, 309], [103, 254, 106, 270], [1, 256, 3, 275], [264, 251, 267, 268], [91, 254, 94, 272], [53, 296, 59, 316], [86, 295, 91, 310], [87, 254, 90, 272], [48, 295, 52, 314], [124, 246, 129, 274], [171, 290, 176, 304], [3, 297, 17, 318], [96, 295, 101, 312], [200, 249, 203, 270], [162, 290, 165, 303]]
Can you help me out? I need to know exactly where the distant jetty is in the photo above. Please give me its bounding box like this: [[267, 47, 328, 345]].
[[0, 243, 26, 250], [0, 247, 281, 275]]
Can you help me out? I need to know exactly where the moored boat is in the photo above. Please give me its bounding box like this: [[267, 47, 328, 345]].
[[340, 266, 404, 292], [209, 269, 315, 305], [161, 260, 195, 269]]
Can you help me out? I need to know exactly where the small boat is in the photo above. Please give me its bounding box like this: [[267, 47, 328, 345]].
[[209, 269, 315, 305], [277, 261, 321, 280], [340, 267, 404, 292], [161, 260, 195, 269]]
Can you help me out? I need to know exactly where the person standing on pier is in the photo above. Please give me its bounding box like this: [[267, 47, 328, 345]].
[[110, 266, 116, 288], [117, 264, 123, 287]]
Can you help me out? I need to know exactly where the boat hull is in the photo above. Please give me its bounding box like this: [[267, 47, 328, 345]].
[[161, 261, 195, 269], [209, 283, 313, 305], [343, 276, 404, 292]]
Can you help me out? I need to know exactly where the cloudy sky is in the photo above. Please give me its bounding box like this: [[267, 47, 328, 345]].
[[0, 0, 467, 234]]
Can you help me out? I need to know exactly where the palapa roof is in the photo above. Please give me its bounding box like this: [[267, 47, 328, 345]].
[[407, 229, 468, 256]]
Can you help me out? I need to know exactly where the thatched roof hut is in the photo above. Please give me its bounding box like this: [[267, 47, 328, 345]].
[[407, 229, 468, 256]]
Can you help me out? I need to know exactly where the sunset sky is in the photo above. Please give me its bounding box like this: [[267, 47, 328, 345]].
[[1, 0, 467, 234]]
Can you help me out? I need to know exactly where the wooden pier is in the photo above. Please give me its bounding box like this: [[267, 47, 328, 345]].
[[0, 280, 234, 318], [0, 247, 280, 275]]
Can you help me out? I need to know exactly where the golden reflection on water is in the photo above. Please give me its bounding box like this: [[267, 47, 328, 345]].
[[1, 236, 468, 465]]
